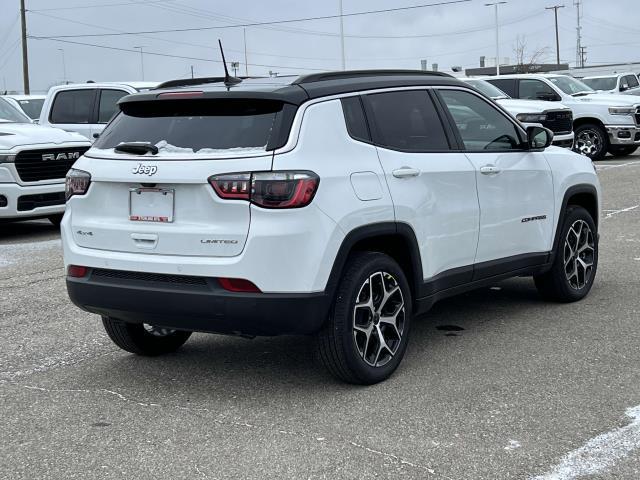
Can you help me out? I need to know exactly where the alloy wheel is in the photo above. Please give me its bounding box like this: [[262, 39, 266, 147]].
[[575, 129, 603, 157], [563, 220, 595, 290], [352, 271, 405, 367]]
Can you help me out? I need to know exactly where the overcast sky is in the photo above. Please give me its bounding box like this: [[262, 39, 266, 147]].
[[0, 0, 639, 93]]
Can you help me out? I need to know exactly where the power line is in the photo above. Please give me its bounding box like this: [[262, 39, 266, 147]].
[[27, 11, 339, 63], [28, 0, 472, 39], [29, 0, 177, 12], [28, 36, 328, 72]]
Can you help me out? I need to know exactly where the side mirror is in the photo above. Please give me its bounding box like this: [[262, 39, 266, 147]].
[[620, 84, 629, 92], [92, 132, 100, 139], [527, 126, 553, 150], [536, 92, 561, 102]]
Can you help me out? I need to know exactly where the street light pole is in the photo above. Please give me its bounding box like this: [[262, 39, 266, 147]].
[[58, 48, 67, 84], [485, 2, 506, 76], [134, 46, 145, 81], [546, 5, 565, 66], [339, 0, 346, 70]]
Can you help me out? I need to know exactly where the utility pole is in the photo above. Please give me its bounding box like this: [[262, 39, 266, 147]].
[[545, 5, 565, 66], [20, 0, 30, 94], [134, 46, 145, 81], [339, 0, 346, 70], [243, 28, 248, 76], [485, 2, 506, 76], [190, 65, 194, 79], [574, 0, 582, 68], [580, 46, 587, 68]]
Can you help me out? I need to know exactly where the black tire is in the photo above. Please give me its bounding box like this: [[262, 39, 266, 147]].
[[534, 206, 598, 302], [48, 214, 64, 227], [315, 252, 412, 385], [102, 316, 192, 356], [607, 145, 638, 157], [573, 123, 608, 160]]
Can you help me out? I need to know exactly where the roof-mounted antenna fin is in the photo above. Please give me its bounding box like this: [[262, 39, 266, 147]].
[[218, 39, 242, 88]]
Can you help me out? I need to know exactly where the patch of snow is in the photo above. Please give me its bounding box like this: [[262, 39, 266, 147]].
[[505, 440, 521, 451]]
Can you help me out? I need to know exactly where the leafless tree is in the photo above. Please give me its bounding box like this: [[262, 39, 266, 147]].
[[513, 36, 550, 73]]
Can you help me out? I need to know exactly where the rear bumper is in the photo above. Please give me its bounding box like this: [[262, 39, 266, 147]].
[[0, 181, 65, 219], [66, 269, 331, 336]]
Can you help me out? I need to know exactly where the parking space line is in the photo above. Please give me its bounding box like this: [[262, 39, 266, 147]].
[[596, 160, 640, 171], [531, 405, 640, 480], [604, 205, 639, 219]]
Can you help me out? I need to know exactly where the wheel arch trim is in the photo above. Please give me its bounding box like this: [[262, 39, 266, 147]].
[[323, 222, 423, 306]]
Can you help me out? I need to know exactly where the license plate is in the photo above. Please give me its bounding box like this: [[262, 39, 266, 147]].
[[129, 188, 174, 223]]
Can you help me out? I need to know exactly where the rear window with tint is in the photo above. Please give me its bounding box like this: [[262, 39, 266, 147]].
[[93, 99, 284, 154], [50, 89, 95, 124]]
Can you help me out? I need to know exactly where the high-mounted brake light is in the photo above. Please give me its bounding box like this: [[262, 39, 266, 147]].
[[208, 171, 319, 209], [157, 91, 204, 99], [65, 169, 91, 200], [218, 278, 261, 293]]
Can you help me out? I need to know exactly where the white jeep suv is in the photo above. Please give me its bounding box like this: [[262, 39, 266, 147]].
[[62, 71, 601, 384]]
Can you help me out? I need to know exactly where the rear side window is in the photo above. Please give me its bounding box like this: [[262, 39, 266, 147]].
[[518, 79, 558, 101], [363, 90, 449, 152], [93, 98, 284, 154], [488, 78, 517, 97], [341, 96, 370, 143], [17, 98, 44, 119], [625, 75, 639, 88], [50, 89, 95, 124], [98, 89, 128, 123]]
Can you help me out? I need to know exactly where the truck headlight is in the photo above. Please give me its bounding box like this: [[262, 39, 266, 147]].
[[608, 106, 636, 115], [0, 154, 16, 163], [516, 113, 547, 123]]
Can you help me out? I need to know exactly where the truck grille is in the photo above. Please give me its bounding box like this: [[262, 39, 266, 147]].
[[635, 107, 640, 125], [542, 110, 573, 135], [14, 147, 89, 182], [17, 192, 66, 211]]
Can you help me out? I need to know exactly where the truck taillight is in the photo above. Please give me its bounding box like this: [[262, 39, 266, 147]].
[[65, 169, 91, 200], [209, 171, 319, 209]]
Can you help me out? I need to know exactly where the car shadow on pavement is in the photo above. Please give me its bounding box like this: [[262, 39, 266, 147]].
[[80, 277, 552, 401], [0, 220, 60, 243]]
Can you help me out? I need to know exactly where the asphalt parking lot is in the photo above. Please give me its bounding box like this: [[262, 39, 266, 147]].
[[1, 154, 639, 480]]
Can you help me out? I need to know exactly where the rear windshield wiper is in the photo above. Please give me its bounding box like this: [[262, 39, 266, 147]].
[[114, 142, 159, 155]]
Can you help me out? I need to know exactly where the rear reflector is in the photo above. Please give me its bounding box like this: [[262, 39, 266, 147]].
[[218, 278, 261, 293], [68, 265, 89, 278]]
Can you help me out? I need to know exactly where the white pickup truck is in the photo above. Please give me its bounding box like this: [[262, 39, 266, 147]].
[[484, 74, 640, 159], [582, 73, 640, 97], [0, 97, 90, 224], [39, 82, 158, 140]]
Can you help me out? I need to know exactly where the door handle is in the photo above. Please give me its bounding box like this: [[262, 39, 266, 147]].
[[480, 165, 501, 175], [392, 167, 420, 179]]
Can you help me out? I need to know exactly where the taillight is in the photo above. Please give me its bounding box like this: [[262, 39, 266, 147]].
[[65, 169, 91, 200], [67, 265, 89, 278], [208, 171, 319, 209], [218, 278, 261, 293], [209, 173, 251, 200]]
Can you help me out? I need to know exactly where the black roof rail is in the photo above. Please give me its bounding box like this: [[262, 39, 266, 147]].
[[154, 76, 257, 90], [293, 69, 452, 84]]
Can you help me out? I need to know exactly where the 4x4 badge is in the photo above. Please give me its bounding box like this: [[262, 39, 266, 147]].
[[132, 164, 158, 176]]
